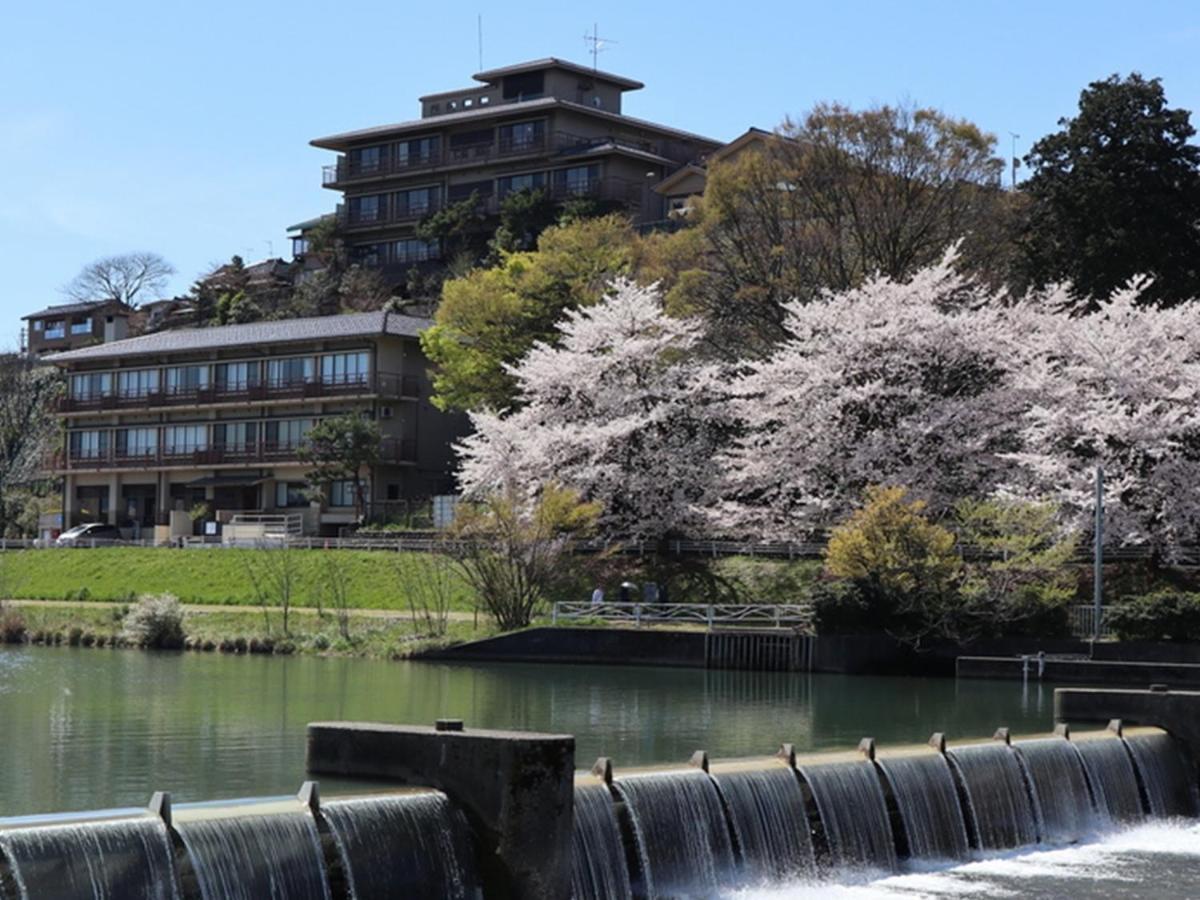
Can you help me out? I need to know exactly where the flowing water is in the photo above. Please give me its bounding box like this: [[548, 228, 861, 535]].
[[944, 743, 1038, 850], [174, 805, 331, 900], [1013, 737, 1094, 843], [1073, 736, 1145, 823], [570, 784, 633, 900], [613, 770, 737, 897], [1124, 732, 1199, 818], [320, 792, 479, 900], [713, 767, 816, 884], [797, 762, 896, 872], [875, 755, 969, 861], [0, 814, 179, 900]]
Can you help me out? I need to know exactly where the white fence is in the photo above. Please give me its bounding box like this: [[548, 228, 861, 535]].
[[551, 601, 815, 632], [1068, 605, 1122, 640]]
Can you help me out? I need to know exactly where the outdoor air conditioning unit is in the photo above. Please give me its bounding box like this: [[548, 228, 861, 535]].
[[379, 405, 394, 420]]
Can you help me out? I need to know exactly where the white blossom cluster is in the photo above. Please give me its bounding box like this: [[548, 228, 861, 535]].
[[456, 263, 1200, 557]]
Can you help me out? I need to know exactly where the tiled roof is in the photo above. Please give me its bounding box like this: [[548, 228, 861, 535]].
[[22, 300, 133, 320], [471, 58, 644, 90], [43, 311, 429, 364]]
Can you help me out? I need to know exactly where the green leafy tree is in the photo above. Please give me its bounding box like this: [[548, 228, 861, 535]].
[[415, 191, 489, 267], [489, 188, 561, 256], [297, 413, 382, 520], [420, 214, 637, 411], [1020, 73, 1200, 307]]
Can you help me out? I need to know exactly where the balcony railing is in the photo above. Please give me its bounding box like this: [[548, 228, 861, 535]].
[[57, 371, 418, 413], [59, 437, 417, 471], [340, 199, 441, 229]]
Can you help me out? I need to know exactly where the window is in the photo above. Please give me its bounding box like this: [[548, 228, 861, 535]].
[[275, 482, 309, 508], [265, 418, 312, 449], [321, 352, 370, 386], [498, 120, 545, 153], [350, 243, 385, 267], [215, 361, 259, 391], [165, 365, 209, 394], [213, 421, 256, 450], [349, 145, 383, 175], [501, 72, 544, 101], [394, 186, 435, 218], [69, 430, 109, 459], [391, 239, 436, 265], [446, 180, 493, 202], [117, 369, 159, 399], [163, 424, 207, 453], [292, 236, 309, 257], [267, 357, 313, 388], [497, 172, 545, 197], [116, 427, 157, 457], [348, 194, 384, 224], [329, 480, 357, 508], [555, 164, 600, 196], [70, 372, 112, 401], [70, 319, 92, 335], [449, 128, 494, 160], [44, 320, 65, 340], [396, 136, 438, 167], [32, 321, 43, 332]]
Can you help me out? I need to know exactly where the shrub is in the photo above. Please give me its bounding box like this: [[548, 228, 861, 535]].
[[1108, 592, 1200, 642], [120, 594, 186, 649], [0, 603, 26, 644], [809, 580, 871, 633]]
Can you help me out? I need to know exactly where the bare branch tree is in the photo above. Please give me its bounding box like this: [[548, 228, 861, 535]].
[[63, 252, 175, 307], [0, 355, 62, 536], [244, 542, 300, 636]]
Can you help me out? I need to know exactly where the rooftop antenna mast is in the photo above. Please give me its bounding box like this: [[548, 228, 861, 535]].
[[477, 14, 483, 71], [583, 23, 616, 72]]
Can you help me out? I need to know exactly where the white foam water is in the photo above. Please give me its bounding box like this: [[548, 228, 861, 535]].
[[724, 821, 1200, 899]]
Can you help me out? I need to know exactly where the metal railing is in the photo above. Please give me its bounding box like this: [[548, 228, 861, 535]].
[[1068, 605, 1122, 640], [551, 601, 815, 632]]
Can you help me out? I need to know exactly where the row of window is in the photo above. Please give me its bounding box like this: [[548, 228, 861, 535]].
[[275, 480, 358, 508], [68, 419, 317, 458], [346, 119, 547, 173], [351, 239, 438, 268], [68, 352, 370, 401]]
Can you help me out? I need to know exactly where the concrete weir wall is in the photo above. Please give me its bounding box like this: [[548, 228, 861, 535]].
[[306, 720, 575, 900], [1055, 686, 1200, 769]]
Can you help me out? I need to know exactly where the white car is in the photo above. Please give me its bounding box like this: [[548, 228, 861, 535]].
[[55, 523, 124, 547]]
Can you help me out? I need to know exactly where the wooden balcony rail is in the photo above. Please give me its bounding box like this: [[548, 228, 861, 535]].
[[59, 436, 417, 471], [57, 371, 418, 413]]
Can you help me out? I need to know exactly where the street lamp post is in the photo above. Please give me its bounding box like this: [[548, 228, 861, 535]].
[[1093, 466, 1104, 642]]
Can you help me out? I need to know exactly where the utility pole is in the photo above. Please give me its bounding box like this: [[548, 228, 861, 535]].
[[1009, 132, 1020, 190], [1093, 466, 1104, 642]]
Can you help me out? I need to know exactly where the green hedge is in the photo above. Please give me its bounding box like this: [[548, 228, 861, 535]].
[[1107, 591, 1200, 642]]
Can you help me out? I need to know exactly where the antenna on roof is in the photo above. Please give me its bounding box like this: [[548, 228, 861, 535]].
[[583, 23, 616, 73], [477, 14, 483, 71]]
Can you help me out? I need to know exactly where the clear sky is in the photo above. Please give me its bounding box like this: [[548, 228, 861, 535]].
[[2, 0, 1197, 346]]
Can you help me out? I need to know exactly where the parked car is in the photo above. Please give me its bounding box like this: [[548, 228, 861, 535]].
[[55, 523, 123, 547]]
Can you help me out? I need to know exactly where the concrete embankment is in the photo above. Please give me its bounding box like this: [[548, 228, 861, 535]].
[[959, 655, 1200, 687]]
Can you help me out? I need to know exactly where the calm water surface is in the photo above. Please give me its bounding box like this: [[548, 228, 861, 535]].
[[0, 645, 1066, 816]]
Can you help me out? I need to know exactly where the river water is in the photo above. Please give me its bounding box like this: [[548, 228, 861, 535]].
[[1, 644, 1061, 816]]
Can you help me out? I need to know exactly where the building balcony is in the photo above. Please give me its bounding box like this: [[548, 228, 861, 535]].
[[340, 201, 441, 230], [57, 371, 419, 415], [58, 437, 417, 472]]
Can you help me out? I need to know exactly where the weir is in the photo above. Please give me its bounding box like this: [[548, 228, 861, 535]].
[[0, 706, 1196, 898]]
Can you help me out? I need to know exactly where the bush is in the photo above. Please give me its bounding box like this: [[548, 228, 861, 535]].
[[0, 603, 26, 644], [1108, 592, 1200, 642], [120, 594, 186, 649], [810, 580, 871, 633]]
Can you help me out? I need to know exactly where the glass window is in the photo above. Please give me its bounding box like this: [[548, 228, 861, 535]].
[[329, 480, 357, 508], [70, 319, 92, 335], [165, 365, 209, 394], [117, 369, 159, 398], [69, 430, 109, 459], [275, 482, 309, 508], [498, 120, 545, 152], [555, 164, 600, 195], [321, 352, 370, 386], [215, 361, 260, 391], [163, 424, 208, 453], [397, 136, 438, 167], [267, 357, 313, 387], [349, 194, 384, 224], [265, 418, 313, 449], [497, 172, 545, 197], [70, 372, 112, 400], [391, 239, 436, 265], [44, 320, 65, 340], [32, 321, 43, 332], [446, 180, 493, 202], [213, 422, 256, 450], [349, 145, 383, 174], [395, 186, 435, 217], [116, 427, 158, 457], [350, 243, 385, 267]]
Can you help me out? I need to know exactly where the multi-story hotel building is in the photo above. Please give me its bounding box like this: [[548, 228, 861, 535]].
[[310, 58, 721, 283], [45, 311, 467, 538]]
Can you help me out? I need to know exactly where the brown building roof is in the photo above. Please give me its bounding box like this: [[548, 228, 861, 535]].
[[22, 299, 134, 321], [471, 58, 644, 90]]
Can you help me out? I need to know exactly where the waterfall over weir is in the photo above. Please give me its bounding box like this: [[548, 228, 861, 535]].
[[1125, 732, 1200, 819], [0, 814, 179, 900], [713, 766, 816, 883], [797, 761, 896, 871], [570, 785, 632, 900], [613, 770, 736, 897], [320, 792, 479, 900], [876, 755, 969, 861], [1074, 736, 1145, 823], [1014, 738, 1095, 843], [945, 743, 1038, 850], [174, 804, 330, 900]]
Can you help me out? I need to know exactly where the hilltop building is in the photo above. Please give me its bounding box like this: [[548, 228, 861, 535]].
[[22, 299, 134, 357]]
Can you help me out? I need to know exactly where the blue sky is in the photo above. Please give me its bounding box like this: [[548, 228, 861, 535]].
[[2, 0, 1197, 346]]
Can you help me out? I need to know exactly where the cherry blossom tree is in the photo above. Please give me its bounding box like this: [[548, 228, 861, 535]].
[[456, 279, 725, 541]]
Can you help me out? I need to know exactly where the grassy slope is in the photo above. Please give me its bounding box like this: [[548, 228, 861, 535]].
[[1, 547, 476, 612]]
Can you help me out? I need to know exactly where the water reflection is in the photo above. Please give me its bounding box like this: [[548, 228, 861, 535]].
[[0, 646, 1058, 816]]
